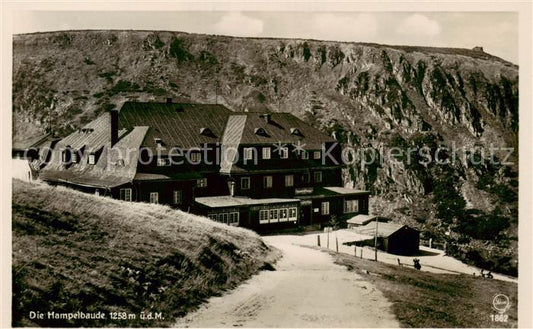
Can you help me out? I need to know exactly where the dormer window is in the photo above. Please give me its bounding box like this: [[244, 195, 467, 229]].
[[62, 146, 73, 163], [200, 127, 215, 137], [154, 138, 165, 147], [87, 147, 102, 165], [254, 128, 269, 137], [313, 151, 321, 159], [88, 154, 96, 165], [62, 150, 70, 163], [301, 151, 309, 160], [290, 128, 303, 136], [81, 128, 94, 134], [72, 153, 79, 163]]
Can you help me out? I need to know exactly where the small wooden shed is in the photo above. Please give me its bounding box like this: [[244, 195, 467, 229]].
[[355, 222, 420, 255]]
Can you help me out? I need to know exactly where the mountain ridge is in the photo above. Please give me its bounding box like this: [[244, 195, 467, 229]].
[[13, 29, 517, 66]]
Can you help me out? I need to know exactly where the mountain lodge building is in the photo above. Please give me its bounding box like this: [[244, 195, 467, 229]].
[[36, 100, 370, 231]]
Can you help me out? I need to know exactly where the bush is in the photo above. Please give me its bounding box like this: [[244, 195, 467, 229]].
[[110, 80, 141, 94], [169, 38, 194, 63]]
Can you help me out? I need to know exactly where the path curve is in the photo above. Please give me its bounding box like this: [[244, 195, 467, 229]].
[[175, 235, 399, 328]]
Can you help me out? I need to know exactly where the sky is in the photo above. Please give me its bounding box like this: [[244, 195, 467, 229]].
[[12, 10, 518, 63]]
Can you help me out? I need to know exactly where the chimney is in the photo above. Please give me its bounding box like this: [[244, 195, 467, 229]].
[[111, 109, 118, 146], [166, 97, 172, 104]]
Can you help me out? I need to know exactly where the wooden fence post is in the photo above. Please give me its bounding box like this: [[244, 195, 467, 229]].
[[327, 232, 330, 249], [317, 235, 321, 247], [336, 237, 339, 253], [429, 238, 432, 249]]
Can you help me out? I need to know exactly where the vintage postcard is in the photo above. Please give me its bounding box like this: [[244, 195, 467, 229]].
[[2, 1, 531, 328]]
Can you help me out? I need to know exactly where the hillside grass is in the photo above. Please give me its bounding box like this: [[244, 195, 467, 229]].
[[329, 250, 517, 328], [12, 179, 279, 327]]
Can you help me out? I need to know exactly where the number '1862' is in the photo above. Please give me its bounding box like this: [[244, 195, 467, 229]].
[[491, 314, 508, 322]]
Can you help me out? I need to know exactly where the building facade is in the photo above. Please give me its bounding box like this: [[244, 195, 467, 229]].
[[37, 100, 370, 231]]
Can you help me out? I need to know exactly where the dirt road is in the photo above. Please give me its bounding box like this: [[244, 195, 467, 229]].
[[175, 235, 399, 328]]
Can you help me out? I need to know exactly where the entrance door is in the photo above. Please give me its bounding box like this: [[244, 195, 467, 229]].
[[301, 205, 312, 226]]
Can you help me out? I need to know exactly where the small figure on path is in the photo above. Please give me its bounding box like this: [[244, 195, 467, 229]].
[[413, 258, 421, 270], [397, 258, 402, 266]]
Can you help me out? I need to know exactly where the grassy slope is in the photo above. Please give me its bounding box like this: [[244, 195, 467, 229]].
[[12, 179, 278, 327], [330, 250, 517, 328]]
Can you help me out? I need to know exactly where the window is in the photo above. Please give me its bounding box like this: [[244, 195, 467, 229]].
[[279, 147, 289, 159], [321, 202, 330, 215], [197, 178, 208, 188], [243, 147, 255, 161], [116, 159, 125, 166], [303, 173, 310, 183], [72, 153, 79, 163], [120, 188, 132, 202], [289, 208, 298, 221], [269, 209, 279, 222], [285, 175, 294, 187], [344, 199, 359, 214], [279, 208, 288, 222], [263, 176, 273, 188], [150, 192, 159, 204], [262, 147, 271, 159], [314, 171, 322, 183], [190, 152, 201, 163], [241, 177, 250, 190], [313, 151, 321, 159], [228, 212, 239, 226], [157, 158, 171, 166], [211, 212, 239, 225], [290, 128, 302, 136], [154, 138, 164, 147], [88, 154, 96, 165], [173, 190, 182, 205], [301, 151, 309, 160], [259, 210, 269, 224], [62, 151, 70, 163]]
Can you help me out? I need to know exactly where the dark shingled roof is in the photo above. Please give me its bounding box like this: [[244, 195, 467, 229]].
[[239, 112, 335, 149], [118, 102, 233, 150], [118, 102, 335, 151]]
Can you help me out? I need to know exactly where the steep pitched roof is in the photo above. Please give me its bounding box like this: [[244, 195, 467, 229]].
[[239, 113, 335, 149], [56, 112, 127, 152], [40, 119, 148, 188], [118, 102, 232, 150]]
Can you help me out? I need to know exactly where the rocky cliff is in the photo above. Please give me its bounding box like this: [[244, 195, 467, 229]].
[[12, 30, 519, 275]]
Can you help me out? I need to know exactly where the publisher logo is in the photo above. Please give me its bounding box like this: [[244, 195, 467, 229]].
[[492, 294, 511, 314]]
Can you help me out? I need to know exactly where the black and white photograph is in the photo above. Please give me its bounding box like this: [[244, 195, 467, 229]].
[[3, 1, 532, 328]]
